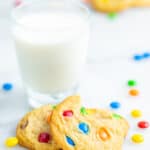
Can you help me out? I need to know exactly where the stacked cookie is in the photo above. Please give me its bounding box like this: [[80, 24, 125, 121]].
[[90, 0, 150, 12], [16, 96, 129, 150]]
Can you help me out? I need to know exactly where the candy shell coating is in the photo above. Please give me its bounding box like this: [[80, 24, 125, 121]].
[[38, 133, 51, 143], [132, 134, 144, 143], [138, 121, 149, 129], [131, 110, 142, 118], [5, 137, 18, 147], [78, 122, 89, 134], [66, 136, 75, 146], [80, 107, 88, 115], [110, 101, 121, 109], [63, 110, 73, 117], [128, 80, 137, 87], [133, 55, 143, 61], [129, 89, 139, 96], [2, 83, 13, 91]]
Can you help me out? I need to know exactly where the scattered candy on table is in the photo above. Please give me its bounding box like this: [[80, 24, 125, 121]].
[[107, 12, 117, 20], [14, 0, 22, 7], [133, 52, 150, 61], [110, 101, 121, 109], [131, 134, 144, 144], [38, 133, 51, 143], [5, 137, 18, 147], [129, 89, 139, 96], [133, 54, 143, 61], [138, 121, 149, 129], [63, 110, 73, 117], [127, 80, 137, 87], [131, 109, 142, 118], [2, 83, 13, 91]]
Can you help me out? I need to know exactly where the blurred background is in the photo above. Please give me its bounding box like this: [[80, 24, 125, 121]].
[[1, 0, 150, 73]]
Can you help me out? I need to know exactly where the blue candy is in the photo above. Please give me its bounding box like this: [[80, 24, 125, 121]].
[[2, 83, 13, 91], [133, 55, 143, 61], [78, 122, 89, 134], [66, 136, 75, 146], [143, 52, 150, 58], [110, 101, 121, 109]]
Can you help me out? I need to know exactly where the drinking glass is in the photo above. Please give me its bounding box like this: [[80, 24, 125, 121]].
[[12, 0, 89, 108]]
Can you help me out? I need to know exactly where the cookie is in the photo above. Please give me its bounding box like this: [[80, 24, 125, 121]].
[[50, 96, 129, 150], [132, 0, 150, 6], [16, 105, 61, 150], [91, 0, 132, 12], [91, 0, 150, 12]]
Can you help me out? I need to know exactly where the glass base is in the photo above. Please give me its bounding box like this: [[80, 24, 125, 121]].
[[28, 85, 79, 108]]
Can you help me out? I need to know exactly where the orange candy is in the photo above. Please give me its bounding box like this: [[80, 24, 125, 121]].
[[129, 89, 139, 96], [98, 127, 111, 141], [46, 112, 52, 123]]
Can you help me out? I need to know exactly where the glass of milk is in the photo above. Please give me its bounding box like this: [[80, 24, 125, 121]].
[[12, 0, 89, 108]]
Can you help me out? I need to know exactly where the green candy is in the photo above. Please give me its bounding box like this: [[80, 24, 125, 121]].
[[128, 80, 137, 87], [107, 12, 117, 20], [112, 113, 122, 119], [80, 107, 88, 115], [52, 105, 56, 109]]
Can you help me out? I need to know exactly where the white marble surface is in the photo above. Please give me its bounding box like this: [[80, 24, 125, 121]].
[[0, 2, 150, 149]]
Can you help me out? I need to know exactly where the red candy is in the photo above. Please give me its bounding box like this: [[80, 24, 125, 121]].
[[138, 121, 149, 129], [63, 110, 73, 117], [38, 133, 51, 143]]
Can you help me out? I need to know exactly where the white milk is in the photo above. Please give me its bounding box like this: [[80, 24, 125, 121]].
[[13, 12, 89, 93]]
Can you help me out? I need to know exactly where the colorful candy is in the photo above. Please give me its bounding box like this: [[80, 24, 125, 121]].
[[133, 55, 143, 61], [46, 112, 52, 123], [131, 134, 144, 143], [5, 137, 18, 147], [63, 110, 73, 117], [52, 105, 56, 109], [107, 12, 117, 20], [131, 109, 142, 118], [128, 80, 137, 87], [66, 136, 75, 146], [143, 52, 150, 58], [38, 133, 51, 143], [80, 107, 88, 115], [112, 113, 122, 119], [129, 89, 139, 96], [99, 127, 111, 141], [14, 0, 22, 7], [138, 121, 149, 129], [2, 83, 13, 91], [78, 122, 89, 134], [133, 52, 150, 61], [110, 101, 121, 109]]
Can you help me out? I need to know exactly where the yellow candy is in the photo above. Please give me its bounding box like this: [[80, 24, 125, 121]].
[[86, 109, 96, 115], [132, 134, 144, 143], [5, 137, 18, 147], [131, 109, 142, 118]]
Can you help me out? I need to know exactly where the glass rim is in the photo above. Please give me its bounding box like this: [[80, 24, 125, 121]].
[[12, 0, 90, 28]]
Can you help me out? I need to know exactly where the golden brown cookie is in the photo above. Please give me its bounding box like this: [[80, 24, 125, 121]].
[[132, 0, 150, 6], [16, 105, 61, 150], [50, 96, 129, 150], [91, 0, 132, 12], [91, 0, 150, 12]]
